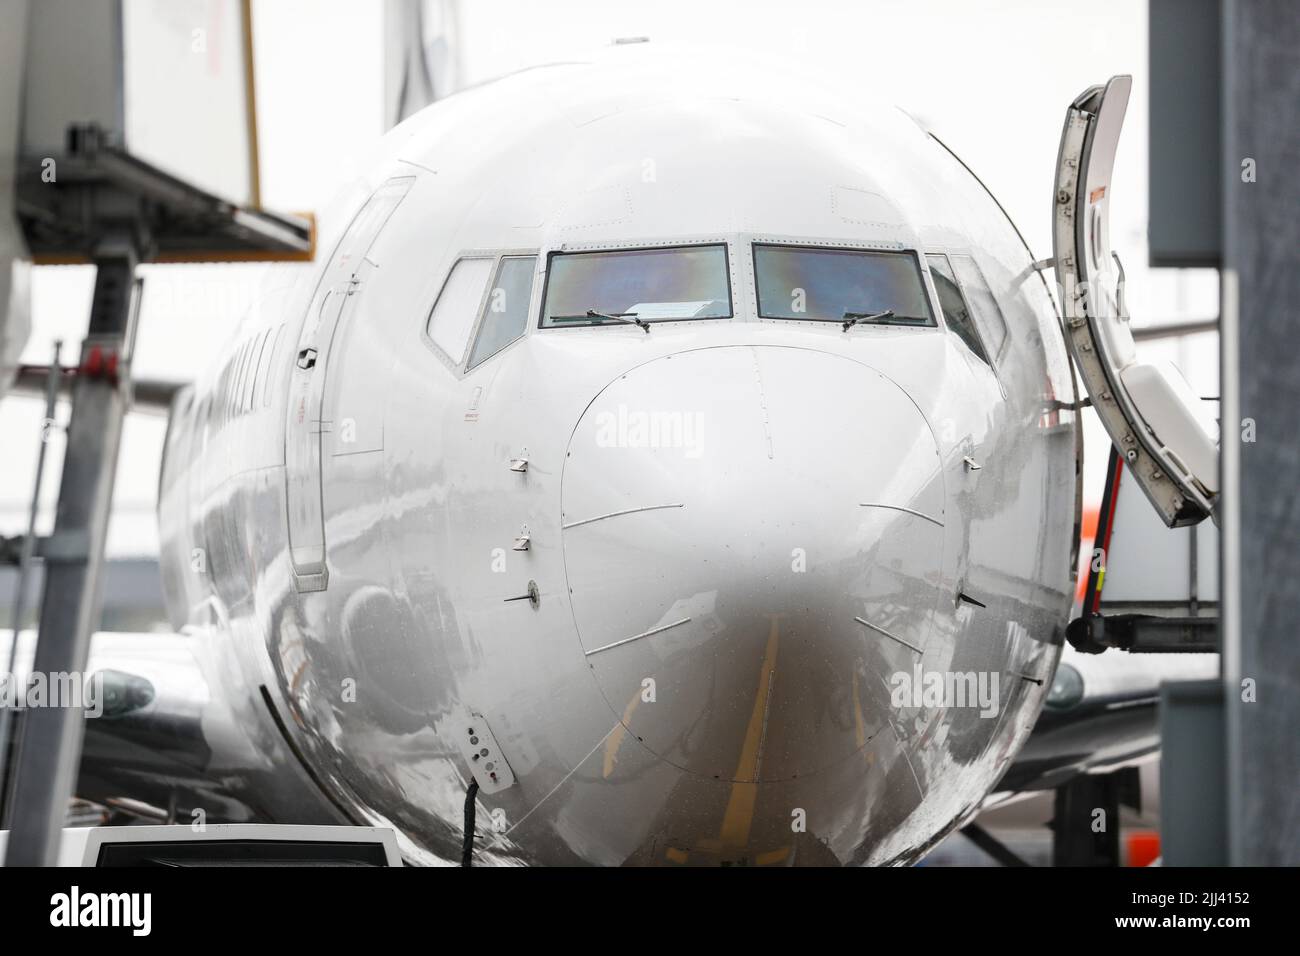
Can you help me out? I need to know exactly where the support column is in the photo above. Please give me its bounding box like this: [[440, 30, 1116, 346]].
[[2, 232, 138, 865], [1051, 770, 1139, 867], [1221, 0, 1300, 866]]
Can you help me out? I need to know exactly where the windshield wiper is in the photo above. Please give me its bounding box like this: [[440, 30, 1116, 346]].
[[551, 309, 651, 333], [842, 309, 895, 331]]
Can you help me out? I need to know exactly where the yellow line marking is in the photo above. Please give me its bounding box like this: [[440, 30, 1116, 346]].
[[603, 687, 642, 778], [717, 618, 780, 849], [756, 846, 790, 866]]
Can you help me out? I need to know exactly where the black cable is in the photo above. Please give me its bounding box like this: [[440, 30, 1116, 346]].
[[461, 778, 479, 867]]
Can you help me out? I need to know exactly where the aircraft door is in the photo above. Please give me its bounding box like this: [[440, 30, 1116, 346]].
[[1052, 76, 1217, 527], [285, 177, 413, 591]]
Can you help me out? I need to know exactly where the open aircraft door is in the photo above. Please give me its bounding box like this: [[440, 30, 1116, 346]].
[[1053, 75, 1218, 528]]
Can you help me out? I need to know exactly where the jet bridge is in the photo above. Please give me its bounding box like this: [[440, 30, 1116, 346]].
[[0, 0, 312, 867]]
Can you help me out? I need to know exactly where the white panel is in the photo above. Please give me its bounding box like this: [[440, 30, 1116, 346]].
[[427, 258, 491, 364], [123, 0, 252, 203], [1102, 470, 1218, 604]]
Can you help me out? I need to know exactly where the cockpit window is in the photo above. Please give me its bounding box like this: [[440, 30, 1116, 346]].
[[947, 254, 1009, 358], [540, 244, 732, 328], [753, 244, 935, 325], [427, 257, 493, 363], [468, 256, 536, 369], [927, 253, 991, 365]]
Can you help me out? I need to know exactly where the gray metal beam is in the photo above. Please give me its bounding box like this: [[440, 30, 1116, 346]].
[[0, 339, 61, 817], [1067, 613, 1219, 654], [1161, 680, 1227, 864], [15, 124, 312, 262], [1149, 0, 1223, 267], [1051, 770, 1131, 867], [2, 233, 136, 864], [960, 822, 1032, 867], [1221, 0, 1300, 866]]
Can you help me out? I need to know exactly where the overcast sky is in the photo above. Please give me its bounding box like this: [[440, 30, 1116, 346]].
[[0, 0, 1218, 556]]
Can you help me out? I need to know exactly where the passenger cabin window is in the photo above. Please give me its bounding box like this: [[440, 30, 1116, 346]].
[[541, 244, 732, 327], [927, 254, 991, 365], [753, 244, 935, 325], [468, 256, 536, 369], [427, 258, 494, 364]]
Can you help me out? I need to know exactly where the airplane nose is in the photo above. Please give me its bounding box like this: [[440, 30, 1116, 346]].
[[561, 345, 946, 783]]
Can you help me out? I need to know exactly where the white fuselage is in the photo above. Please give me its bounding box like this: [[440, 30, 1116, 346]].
[[155, 49, 1078, 865]]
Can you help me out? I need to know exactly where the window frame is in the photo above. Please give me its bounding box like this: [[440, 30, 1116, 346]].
[[925, 249, 1009, 397], [926, 252, 991, 363], [750, 239, 938, 327], [537, 239, 736, 330], [421, 248, 540, 377], [945, 252, 1011, 362], [465, 254, 540, 371]]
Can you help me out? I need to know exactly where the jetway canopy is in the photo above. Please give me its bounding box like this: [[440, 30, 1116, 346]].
[[23, 0, 259, 207], [1, 0, 311, 866], [14, 0, 313, 264], [15, 125, 312, 264]]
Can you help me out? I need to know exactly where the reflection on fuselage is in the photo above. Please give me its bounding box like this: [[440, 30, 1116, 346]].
[[156, 50, 1077, 865]]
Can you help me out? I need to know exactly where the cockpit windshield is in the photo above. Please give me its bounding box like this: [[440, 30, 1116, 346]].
[[753, 244, 935, 326], [541, 244, 732, 327]]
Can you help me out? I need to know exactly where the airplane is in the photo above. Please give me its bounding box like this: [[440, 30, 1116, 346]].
[[3, 47, 1221, 866]]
